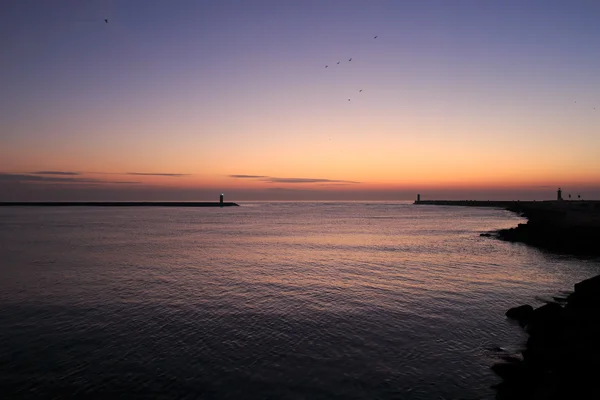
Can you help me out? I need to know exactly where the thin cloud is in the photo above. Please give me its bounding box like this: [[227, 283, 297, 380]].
[[264, 187, 319, 192], [265, 177, 360, 184], [317, 183, 357, 187], [31, 171, 80, 176], [229, 174, 269, 179], [229, 174, 360, 184], [0, 173, 93, 183], [125, 172, 190, 177], [0, 173, 139, 185]]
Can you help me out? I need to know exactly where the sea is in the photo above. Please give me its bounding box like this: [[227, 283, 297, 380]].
[[1, 202, 599, 399]]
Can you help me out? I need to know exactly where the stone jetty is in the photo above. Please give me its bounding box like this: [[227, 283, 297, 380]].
[[0, 202, 239, 207]]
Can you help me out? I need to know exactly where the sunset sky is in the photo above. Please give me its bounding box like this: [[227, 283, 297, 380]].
[[1, 0, 599, 201]]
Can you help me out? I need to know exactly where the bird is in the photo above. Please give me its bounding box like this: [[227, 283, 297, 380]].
[[325, 65, 328, 68], [374, 36, 378, 39], [348, 99, 351, 101], [359, 89, 362, 92], [337, 61, 340, 64], [104, 19, 108, 23], [349, 58, 352, 62]]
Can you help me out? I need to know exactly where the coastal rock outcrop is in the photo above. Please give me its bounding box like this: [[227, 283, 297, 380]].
[[567, 275, 600, 308], [493, 275, 600, 399], [495, 203, 600, 256], [505, 305, 533, 328]]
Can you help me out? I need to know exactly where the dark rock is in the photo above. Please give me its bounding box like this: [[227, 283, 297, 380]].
[[494, 274, 600, 400], [493, 381, 535, 400], [494, 205, 600, 256], [574, 275, 600, 298], [491, 361, 526, 381], [532, 302, 563, 319], [566, 278, 600, 309], [480, 232, 493, 237], [506, 305, 534, 327], [526, 303, 564, 335]]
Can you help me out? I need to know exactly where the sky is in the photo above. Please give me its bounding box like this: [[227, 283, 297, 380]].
[[1, 0, 599, 201]]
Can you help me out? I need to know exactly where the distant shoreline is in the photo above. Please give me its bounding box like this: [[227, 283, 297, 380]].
[[414, 199, 600, 210], [0, 202, 239, 207], [415, 199, 600, 256]]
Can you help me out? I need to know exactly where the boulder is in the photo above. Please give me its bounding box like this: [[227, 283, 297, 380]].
[[532, 302, 563, 320], [506, 305, 534, 327], [526, 303, 564, 335], [495, 275, 600, 400], [568, 275, 600, 309], [574, 275, 600, 295], [491, 361, 526, 382]]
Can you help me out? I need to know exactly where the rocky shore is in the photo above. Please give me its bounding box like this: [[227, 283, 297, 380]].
[[495, 224, 600, 256], [493, 275, 600, 399], [493, 201, 600, 256]]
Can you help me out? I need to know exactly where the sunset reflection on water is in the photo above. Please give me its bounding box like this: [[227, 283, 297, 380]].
[[1, 203, 598, 399]]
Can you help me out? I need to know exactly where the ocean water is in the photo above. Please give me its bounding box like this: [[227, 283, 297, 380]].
[[1, 202, 599, 399]]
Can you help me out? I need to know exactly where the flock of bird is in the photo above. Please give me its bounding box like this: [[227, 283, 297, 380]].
[[324, 35, 379, 102], [95, 21, 597, 110], [321, 35, 598, 110], [574, 101, 597, 111]]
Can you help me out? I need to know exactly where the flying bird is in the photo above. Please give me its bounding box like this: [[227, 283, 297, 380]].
[[348, 99, 351, 101], [349, 58, 352, 62], [105, 19, 108, 23], [374, 36, 378, 39], [337, 61, 340, 64], [359, 89, 362, 92], [325, 65, 328, 68]]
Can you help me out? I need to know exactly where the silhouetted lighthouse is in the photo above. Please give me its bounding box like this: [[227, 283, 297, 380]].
[[557, 188, 563, 201], [220, 193, 224, 206]]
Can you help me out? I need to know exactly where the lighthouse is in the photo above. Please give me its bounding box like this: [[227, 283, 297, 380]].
[[557, 188, 563, 201]]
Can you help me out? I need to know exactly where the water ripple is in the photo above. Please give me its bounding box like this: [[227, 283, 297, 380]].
[[0, 203, 598, 399]]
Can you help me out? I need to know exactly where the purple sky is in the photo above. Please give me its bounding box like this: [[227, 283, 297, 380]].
[[1, 0, 599, 201]]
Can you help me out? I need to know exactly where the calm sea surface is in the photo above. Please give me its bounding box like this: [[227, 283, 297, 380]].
[[1, 202, 599, 399]]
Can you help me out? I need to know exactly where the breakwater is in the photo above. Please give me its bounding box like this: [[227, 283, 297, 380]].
[[0, 202, 239, 207], [414, 200, 536, 209]]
